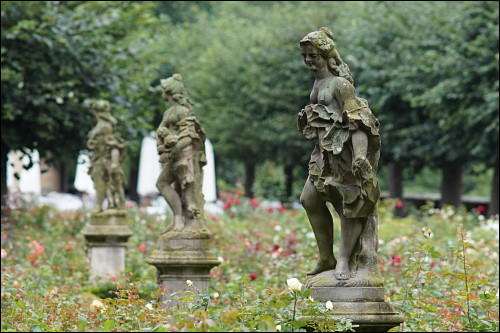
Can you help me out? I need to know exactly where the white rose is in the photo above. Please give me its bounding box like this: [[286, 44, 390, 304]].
[[186, 280, 194, 287], [276, 324, 282, 331], [145, 303, 154, 310], [325, 300, 334, 310], [286, 278, 303, 292], [91, 299, 105, 311]]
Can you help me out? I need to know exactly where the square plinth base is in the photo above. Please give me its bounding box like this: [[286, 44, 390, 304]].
[[147, 255, 220, 307], [88, 245, 126, 280], [301, 287, 403, 332]]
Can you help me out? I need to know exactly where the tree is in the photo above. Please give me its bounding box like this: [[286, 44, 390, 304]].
[[344, 2, 498, 208], [395, 1, 499, 207], [1, 1, 161, 202], [153, 1, 343, 197]]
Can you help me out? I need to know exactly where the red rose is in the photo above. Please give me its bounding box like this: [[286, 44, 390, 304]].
[[391, 255, 401, 265], [250, 198, 260, 208], [248, 273, 258, 281], [476, 205, 486, 214]]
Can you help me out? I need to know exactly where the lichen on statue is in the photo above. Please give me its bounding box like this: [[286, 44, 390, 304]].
[[298, 27, 383, 287], [156, 74, 208, 235], [87, 100, 126, 213]]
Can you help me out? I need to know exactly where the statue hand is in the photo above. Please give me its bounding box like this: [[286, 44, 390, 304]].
[[157, 127, 169, 138], [164, 134, 178, 147], [110, 163, 119, 172], [87, 139, 96, 149], [352, 156, 373, 180]]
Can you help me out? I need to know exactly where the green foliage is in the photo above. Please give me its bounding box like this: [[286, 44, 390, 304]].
[[154, 2, 339, 171], [1, 1, 161, 162], [2, 1, 497, 200], [346, 2, 499, 170], [1, 198, 498, 331]]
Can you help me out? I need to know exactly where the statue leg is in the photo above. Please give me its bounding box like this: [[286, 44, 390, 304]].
[[183, 180, 206, 229], [345, 210, 383, 286], [300, 178, 336, 275], [156, 168, 183, 232], [335, 215, 364, 280], [91, 168, 106, 212], [114, 173, 126, 208]]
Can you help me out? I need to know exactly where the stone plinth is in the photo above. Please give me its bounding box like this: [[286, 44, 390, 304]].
[[81, 210, 132, 281], [301, 286, 403, 332], [146, 230, 220, 307]]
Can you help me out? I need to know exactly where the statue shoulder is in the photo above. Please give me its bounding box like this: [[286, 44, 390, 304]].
[[333, 77, 356, 100]]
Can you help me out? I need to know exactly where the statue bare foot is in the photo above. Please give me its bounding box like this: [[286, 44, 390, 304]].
[[307, 258, 337, 275], [163, 216, 184, 233], [334, 259, 352, 280]]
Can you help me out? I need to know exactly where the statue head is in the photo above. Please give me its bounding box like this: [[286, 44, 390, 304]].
[[89, 99, 117, 125], [299, 27, 353, 83], [160, 73, 193, 107]]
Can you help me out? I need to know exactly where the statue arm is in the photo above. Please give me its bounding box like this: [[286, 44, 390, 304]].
[[175, 136, 192, 151], [351, 130, 373, 180], [352, 130, 368, 160], [335, 78, 358, 115], [110, 147, 121, 171], [156, 112, 171, 137]]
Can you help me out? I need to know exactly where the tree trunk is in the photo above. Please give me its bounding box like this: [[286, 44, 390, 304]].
[[244, 162, 255, 198], [283, 164, 294, 203], [489, 155, 499, 216], [127, 152, 140, 203], [388, 162, 404, 199], [440, 162, 463, 207], [57, 155, 78, 193], [1, 142, 8, 206], [58, 161, 68, 193]]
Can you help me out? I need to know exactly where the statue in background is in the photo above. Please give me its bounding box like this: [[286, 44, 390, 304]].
[[87, 100, 126, 212], [298, 27, 382, 287], [156, 74, 207, 233]]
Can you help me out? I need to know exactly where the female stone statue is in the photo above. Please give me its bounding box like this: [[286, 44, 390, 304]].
[[156, 74, 207, 233], [298, 28, 382, 286], [87, 100, 126, 212]]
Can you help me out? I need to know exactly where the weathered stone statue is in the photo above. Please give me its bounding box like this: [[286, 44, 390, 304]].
[[87, 100, 126, 212], [297, 28, 402, 331], [82, 99, 132, 281], [155, 74, 208, 233], [147, 74, 219, 307]]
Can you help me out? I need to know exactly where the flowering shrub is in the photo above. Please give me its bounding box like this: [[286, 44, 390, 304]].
[[1, 199, 498, 332]]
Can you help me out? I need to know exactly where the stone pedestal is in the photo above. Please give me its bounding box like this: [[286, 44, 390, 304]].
[[81, 210, 132, 280], [302, 286, 403, 332], [146, 230, 220, 307]]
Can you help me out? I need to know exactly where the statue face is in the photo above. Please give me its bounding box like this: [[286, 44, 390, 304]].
[[300, 44, 327, 74]]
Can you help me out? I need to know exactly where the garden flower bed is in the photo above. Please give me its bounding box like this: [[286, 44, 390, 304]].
[[1, 198, 498, 332]]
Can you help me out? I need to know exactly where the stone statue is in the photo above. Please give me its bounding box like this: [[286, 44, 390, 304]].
[[148, 74, 218, 307], [87, 100, 126, 212], [298, 28, 382, 287], [83, 100, 132, 281], [156, 74, 208, 233]]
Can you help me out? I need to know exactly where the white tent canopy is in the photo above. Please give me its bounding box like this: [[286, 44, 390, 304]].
[[74, 153, 95, 195], [7, 149, 41, 195]]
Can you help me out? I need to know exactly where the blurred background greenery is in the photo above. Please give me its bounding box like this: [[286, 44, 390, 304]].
[[1, 1, 498, 214]]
